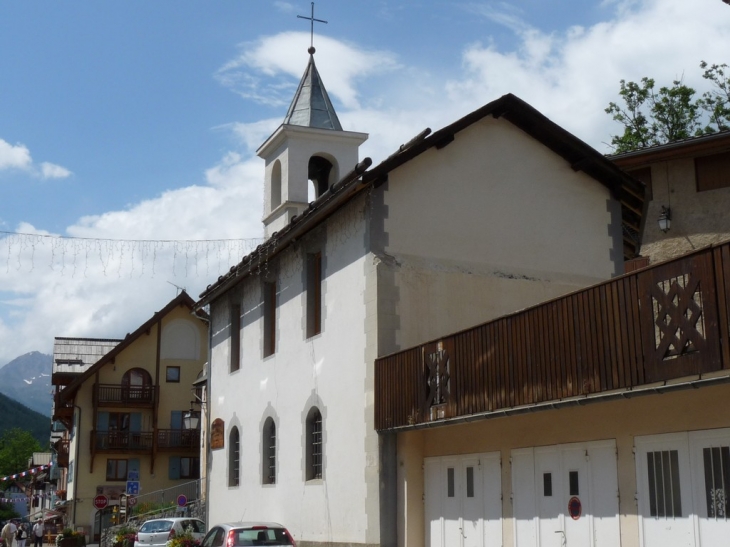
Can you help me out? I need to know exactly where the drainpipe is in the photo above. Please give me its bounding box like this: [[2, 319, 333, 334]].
[[71, 404, 82, 527], [192, 308, 212, 527]]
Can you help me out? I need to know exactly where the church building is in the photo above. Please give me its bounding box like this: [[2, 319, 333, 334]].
[[196, 45, 643, 547]]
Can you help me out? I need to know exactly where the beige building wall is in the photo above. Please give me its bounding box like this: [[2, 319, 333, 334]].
[[640, 158, 730, 263], [69, 305, 207, 532], [396, 381, 730, 547]]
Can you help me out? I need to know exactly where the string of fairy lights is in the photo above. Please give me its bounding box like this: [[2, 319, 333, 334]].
[[0, 231, 265, 279]]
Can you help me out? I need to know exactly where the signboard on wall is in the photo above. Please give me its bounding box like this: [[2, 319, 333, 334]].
[[211, 418, 225, 450]]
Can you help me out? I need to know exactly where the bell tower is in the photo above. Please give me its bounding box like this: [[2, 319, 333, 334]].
[[257, 49, 368, 239]]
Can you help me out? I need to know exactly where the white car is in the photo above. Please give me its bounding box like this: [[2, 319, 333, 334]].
[[134, 518, 206, 547]]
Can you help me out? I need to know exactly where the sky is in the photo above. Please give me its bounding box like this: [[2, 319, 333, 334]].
[[1, 0, 729, 367]]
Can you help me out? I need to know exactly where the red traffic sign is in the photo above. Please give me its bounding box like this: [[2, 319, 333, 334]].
[[128, 496, 138, 507], [93, 495, 109, 510]]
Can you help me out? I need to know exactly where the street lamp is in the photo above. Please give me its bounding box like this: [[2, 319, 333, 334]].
[[183, 402, 200, 430], [658, 206, 671, 233]]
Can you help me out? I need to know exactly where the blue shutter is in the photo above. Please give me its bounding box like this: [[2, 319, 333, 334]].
[[130, 413, 142, 432], [169, 457, 181, 480], [170, 411, 183, 430], [128, 458, 140, 479], [97, 412, 109, 431]]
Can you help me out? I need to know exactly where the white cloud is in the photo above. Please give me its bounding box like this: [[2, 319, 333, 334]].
[[216, 32, 400, 110], [0, 139, 32, 171], [41, 162, 72, 179], [0, 138, 72, 180]]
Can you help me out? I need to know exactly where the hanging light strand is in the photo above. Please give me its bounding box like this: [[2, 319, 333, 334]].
[[0, 230, 265, 279]]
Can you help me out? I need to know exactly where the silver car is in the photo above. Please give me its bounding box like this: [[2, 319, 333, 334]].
[[134, 518, 206, 547], [201, 522, 295, 547]]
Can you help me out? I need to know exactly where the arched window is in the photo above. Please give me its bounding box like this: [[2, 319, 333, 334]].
[[121, 368, 152, 402], [271, 160, 282, 210], [305, 407, 323, 480], [229, 427, 240, 487], [308, 156, 334, 201], [263, 418, 276, 485]]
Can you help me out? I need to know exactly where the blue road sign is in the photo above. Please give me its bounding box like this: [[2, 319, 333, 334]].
[[126, 481, 140, 495]]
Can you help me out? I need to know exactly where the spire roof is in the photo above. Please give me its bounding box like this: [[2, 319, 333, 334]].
[[283, 53, 342, 131]]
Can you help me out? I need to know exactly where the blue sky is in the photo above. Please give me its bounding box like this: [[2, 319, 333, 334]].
[[1, 0, 729, 365]]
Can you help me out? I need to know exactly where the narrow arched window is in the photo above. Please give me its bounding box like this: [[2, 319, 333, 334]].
[[305, 407, 323, 480], [271, 160, 282, 209], [121, 368, 152, 403], [308, 156, 333, 201], [229, 427, 240, 487], [263, 418, 276, 485]]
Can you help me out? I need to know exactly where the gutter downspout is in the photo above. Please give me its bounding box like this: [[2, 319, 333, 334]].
[[192, 308, 212, 527], [71, 404, 81, 527]]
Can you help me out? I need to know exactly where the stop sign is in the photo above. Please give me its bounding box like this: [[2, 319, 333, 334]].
[[93, 495, 109, 510]]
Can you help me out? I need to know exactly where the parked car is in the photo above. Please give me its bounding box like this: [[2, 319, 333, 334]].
[[134, 518, 206, 547], [201, 522, 295, 547]]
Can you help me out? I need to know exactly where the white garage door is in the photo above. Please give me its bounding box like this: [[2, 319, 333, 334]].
[[512, 439, 620, 547], [635, 428, 730, 547], [424, 452, 502, 547]]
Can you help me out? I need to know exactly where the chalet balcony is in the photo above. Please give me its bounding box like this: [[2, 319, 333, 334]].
[[53, 405, 74, 422], [93, 383, 158, 407], [55, 440, 69, 468], [157, 429, 201, 452], [375, 242, 730, 431], [91, 430, 154, 453]]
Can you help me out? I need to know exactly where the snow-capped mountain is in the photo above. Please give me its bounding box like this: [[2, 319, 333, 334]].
[[0, 351, 53, 417]]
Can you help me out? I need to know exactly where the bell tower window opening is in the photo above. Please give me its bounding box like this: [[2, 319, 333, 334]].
[[308, 156, 333, 202], [271, 160, 282, 210]]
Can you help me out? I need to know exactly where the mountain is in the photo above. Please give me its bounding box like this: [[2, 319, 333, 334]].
[[0, 351, 53, 417], [0, 390, 50, 447]]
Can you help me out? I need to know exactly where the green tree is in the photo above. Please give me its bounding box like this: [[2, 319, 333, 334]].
[[699, 61, 730, 132], [606, 61, 730, 153], [605, 77, 701, 153], [0, 427, 42, 478], [0, 501, 21, 521]]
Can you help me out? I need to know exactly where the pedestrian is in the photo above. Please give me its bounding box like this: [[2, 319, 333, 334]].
[[16, 524, 27, 547], [1, 520, 17, 547], [31, 520, 43, 547]]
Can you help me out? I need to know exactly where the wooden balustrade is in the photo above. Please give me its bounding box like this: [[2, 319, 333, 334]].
[[375, 242, 730, 430], [93, 384, 157, 406]]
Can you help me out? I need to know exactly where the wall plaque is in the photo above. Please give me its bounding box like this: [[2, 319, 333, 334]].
[[210, 418, 225, 450]]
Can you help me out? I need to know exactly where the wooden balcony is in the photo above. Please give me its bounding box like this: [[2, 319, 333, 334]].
[[91, 430, 154, 453], [55, 440, 70, 468], [375, 242, 730, 431], [157, 429, 201, 452], [93, 384, 158, 407]]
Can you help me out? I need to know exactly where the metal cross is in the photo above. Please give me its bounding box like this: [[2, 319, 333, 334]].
[[297, 2, 327, 51]]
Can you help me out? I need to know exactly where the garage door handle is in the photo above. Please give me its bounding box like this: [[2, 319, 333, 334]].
[[459, 527, 466, 539], [554, 530, 566, 546]]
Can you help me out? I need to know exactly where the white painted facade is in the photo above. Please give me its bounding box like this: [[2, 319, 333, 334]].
[[201, 82, 630, 545]]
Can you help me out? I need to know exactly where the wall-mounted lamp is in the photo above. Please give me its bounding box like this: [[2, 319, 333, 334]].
[[658, 206, 671, 233], [183, 401, 201, 430]]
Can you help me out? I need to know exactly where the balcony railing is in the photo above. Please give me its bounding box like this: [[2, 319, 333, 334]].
[[157, 429, 201, 451], [375, 241, 730, 431], [94, 384, 157, 406], [55, 440, 70, 468], [91, 430, 154, 452]]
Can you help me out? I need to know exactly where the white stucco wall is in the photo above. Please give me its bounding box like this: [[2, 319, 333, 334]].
[[207, 196, 381, 545]]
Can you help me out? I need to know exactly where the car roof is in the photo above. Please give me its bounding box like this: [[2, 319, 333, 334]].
[[211, 522, 286, 529]]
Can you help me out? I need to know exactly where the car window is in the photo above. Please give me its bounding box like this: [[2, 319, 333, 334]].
[[179, 520, 204, 533], [200, 528, 217, 547], [141, 520, 172, 533], [233, 528, 292, 546]]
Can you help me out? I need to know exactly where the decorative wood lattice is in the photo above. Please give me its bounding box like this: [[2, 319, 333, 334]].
[[422, 344, 451, 417], [651, 273, 706, 361]]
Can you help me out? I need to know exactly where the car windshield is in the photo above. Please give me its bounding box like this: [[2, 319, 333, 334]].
[[232, 528, 293, 546], [140, 521, 173, 533]]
